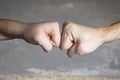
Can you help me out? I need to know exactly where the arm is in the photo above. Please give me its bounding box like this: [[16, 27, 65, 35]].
[[101, 23, 120, 43], [60, 21, 120, 57], [0, 19, 27, 40], [0, 19, 60, 52]]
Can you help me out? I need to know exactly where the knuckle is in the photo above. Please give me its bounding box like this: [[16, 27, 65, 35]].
[[63, 21, 73, 30], [51, 21, 59, 27]]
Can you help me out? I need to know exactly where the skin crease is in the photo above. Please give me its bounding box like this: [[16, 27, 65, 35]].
[[0, 19, 120, 58], [22, 21, 61, 52], [60, 21, 120, 58], [0, 19, 60, 52]]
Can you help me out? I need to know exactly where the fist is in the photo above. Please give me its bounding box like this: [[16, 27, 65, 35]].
[[22, 21, 60, 52], [60, 21, 104, 57]]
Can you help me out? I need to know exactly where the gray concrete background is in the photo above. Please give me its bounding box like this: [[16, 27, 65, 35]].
[[0, 0, 120, 75]]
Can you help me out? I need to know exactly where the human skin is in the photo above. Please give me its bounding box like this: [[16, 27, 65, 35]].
[[60, 21, 120, 57], [0, 19, 120, 57], [0, 19, 60, 52]]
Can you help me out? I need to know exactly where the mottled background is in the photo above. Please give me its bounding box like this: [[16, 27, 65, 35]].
[[0, 0, 120, 76]]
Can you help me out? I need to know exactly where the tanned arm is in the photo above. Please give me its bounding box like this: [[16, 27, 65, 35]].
[[0, 19, 60, 52], [0, 19, 27, 40]]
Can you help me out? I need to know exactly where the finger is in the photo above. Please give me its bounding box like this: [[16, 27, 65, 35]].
[[60, 22, 73, 50], [67, 42, 78, 58], [36, 32, 52, 52], [60, 33, 73, 50], [67, 41, 85, 58], [50, 22, 61, 47]]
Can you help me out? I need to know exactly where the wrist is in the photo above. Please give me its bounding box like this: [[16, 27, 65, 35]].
[[19, 23, 30, 39], [99, 26, 111, 43]]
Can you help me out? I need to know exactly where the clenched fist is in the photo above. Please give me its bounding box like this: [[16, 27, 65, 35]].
[[22, 21, 60, 52], [0, 19, 120, 55], [60, 21, 104, 57]]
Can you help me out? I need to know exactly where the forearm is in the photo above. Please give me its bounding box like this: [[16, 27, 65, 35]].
[[0, 19, 28, 40], [100, 23, 120, 43]]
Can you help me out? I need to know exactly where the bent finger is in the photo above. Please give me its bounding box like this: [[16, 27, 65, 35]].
[[37, 33, 52, 52], [50, 22, 61, 47]]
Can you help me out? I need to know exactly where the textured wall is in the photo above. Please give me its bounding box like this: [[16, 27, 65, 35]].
[[0, 0, 120, 76]]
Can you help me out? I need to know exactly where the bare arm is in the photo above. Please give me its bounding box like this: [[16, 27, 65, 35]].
[[0, 19, 60, 52], [0, 19, 27, 40], [101, 23, 120, 43]]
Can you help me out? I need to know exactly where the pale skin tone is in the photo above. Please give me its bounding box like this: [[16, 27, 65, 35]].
[[60, 21, 120, 57], [0, 19, 120, 58]]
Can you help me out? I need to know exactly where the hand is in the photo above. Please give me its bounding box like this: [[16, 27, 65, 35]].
[[60, 21, 104, 57], [22, 21, 60, 52]]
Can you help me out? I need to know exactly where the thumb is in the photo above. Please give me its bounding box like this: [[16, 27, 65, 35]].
[[36, 32, 52, 52]]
